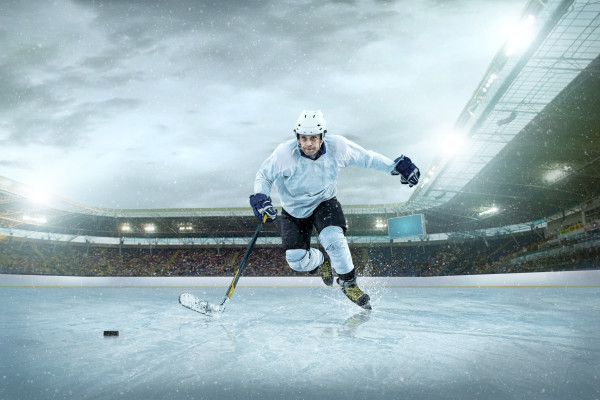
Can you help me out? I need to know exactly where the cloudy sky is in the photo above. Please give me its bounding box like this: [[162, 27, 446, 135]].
[[0, 0, 526, 210]]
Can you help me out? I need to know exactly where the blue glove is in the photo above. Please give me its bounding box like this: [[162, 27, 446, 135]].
[[249, 193, 277, 223], [392, 155, 420, 187]]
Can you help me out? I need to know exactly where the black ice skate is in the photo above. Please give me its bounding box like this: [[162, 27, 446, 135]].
[[318, 259, 334, 286], [311, 258, 334, 286], [337, 277, 371, 310]]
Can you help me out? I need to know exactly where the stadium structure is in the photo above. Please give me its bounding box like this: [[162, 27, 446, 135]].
[[1, 0, 599, 257]]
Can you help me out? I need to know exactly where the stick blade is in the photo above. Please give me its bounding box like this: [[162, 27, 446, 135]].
[[179, 292, 220, 316]]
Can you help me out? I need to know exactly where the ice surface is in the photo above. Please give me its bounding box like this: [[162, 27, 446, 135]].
[[1, 273, 599, 400]]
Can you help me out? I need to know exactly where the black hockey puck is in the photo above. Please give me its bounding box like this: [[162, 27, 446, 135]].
[[103, 330, 119, 337]]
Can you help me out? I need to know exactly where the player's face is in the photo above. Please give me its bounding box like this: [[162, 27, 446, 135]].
[[297, 134, 323, 156]]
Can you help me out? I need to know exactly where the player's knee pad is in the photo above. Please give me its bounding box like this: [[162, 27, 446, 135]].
[[318, 226, 354, 275], [285, 248, 324, 272]]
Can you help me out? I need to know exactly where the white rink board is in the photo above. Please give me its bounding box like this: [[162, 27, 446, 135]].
[[1, 270, 599, 287]]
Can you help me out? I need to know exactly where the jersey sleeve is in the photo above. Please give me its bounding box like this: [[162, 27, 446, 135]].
[[253, 140, 296, 196], [333, 135, 395, 173], [254, 152, 277, 196]]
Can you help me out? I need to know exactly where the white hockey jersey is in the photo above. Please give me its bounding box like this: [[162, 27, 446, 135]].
[[254, 135, 395, 218]]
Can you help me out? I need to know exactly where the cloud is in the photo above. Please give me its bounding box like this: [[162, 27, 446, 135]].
[[0, 0, 526, 209]]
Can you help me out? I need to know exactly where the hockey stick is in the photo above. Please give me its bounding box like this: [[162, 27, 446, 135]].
[[179, 213, 268, 316]]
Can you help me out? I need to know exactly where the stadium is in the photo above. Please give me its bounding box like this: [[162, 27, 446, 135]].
[[2, 0, 599, 277], [1, 1, 599, 399]]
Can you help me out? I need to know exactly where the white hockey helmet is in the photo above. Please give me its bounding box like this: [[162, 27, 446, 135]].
[[293, 110, 327, 137]]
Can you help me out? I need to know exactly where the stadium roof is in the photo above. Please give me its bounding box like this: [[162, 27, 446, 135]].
[[1, 0, 599, 239], [399, 0, 600, 233]]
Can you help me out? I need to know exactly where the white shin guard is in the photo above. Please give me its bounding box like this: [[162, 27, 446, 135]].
[[285, 248, 324, 272], [318, 226, 354, 275]]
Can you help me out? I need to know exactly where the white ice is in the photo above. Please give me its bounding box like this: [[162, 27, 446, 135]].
[[1, 272, 599, 400]]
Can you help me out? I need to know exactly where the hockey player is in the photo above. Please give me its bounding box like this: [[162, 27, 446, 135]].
[[250, 110, 420, 309]]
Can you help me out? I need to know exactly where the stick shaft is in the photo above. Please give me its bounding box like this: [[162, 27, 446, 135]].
[[221, 214, 267, 305]]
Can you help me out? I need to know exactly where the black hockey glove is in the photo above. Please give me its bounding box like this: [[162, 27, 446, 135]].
[[392, 155, 420, 187], [249, 193, 278, 223]]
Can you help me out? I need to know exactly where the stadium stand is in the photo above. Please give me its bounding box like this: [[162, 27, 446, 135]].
[[2, 229, 598, 277]]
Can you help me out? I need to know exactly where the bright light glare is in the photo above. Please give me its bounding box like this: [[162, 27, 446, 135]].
[[178, 223, 193, 231], [439, 132, 465, 156], [144, 224, 156, 232], [545, 165, 573, 184], [505, 14, 536, 56], [545, 170, 564, 182], [479, 206, 499, 217], [25, 185, 51, 204], [375, 219, 387, 229], [23, 215, 47, 224]]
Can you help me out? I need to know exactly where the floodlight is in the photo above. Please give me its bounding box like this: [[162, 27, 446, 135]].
[[375, 219, 387, 229], [25, 185, 51, 204], [439, 131, 466, 156], [144, 224, 156, 232], [505, 14, 536, 56], [478, 206, 499, 217], [178, 223, 193, 231], [482, 73, 499, 93], [544, 165, 573, 184], [22, 215, 47, 224]]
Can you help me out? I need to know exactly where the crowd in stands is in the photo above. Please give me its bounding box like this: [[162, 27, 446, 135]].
[[0, 242, 296, 277], [1, 229, 598, 278]]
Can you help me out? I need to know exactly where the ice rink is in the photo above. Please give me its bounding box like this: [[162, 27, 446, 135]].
[[1, 271, 599, 400]]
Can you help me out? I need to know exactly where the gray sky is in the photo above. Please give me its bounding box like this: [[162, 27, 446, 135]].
[[0, 0, 526, 210]]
